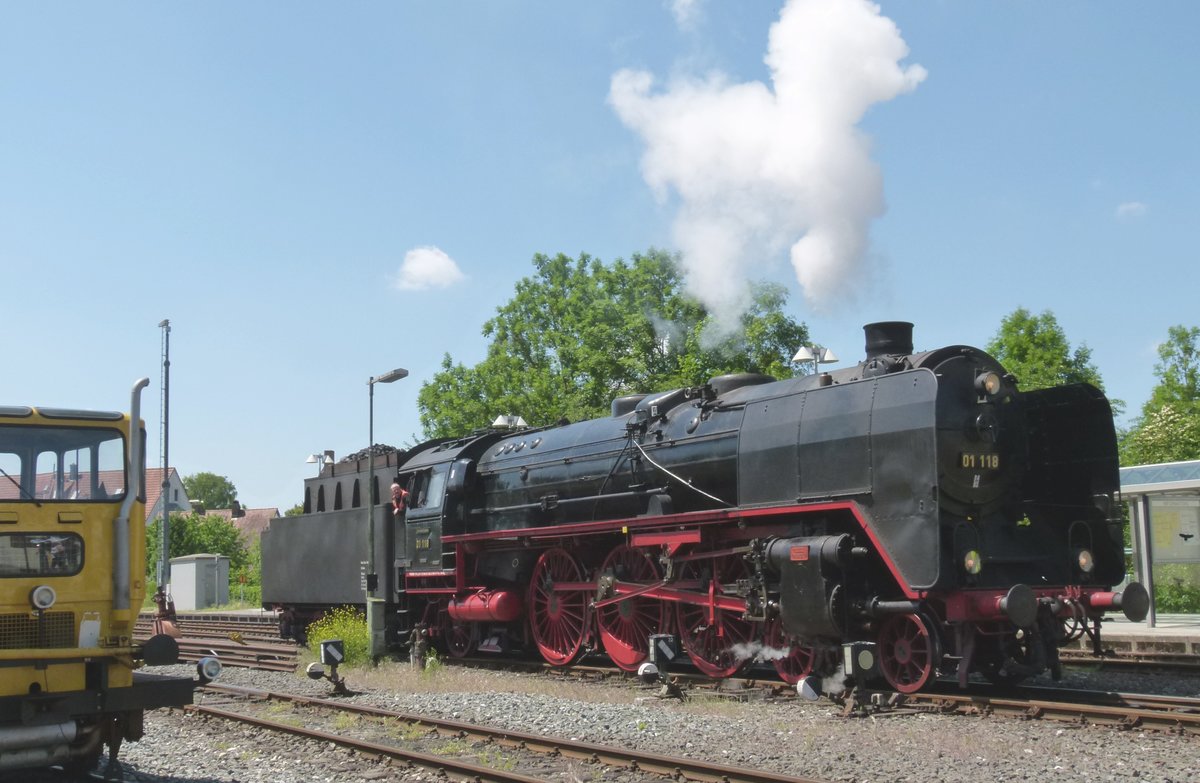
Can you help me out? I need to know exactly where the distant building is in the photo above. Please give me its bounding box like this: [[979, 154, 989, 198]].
[[205, 505, 280, 546], [2, 466, 190, 517], [145, 467, 191, 522]]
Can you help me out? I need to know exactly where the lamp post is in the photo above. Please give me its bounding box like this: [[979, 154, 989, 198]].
[[305, 452, 333, 476], [366, 367, 408, 660], [157, 319, 171, 593], [792, 344, 839, 376]]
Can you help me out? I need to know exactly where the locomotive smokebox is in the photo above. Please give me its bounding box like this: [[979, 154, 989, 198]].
[[863, 321, 914, 359]]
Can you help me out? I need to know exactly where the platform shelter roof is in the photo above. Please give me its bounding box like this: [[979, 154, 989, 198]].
[[1121, 459, 1200, 495]]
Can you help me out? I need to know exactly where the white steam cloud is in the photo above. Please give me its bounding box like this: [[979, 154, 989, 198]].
[[611, 0, 926, 327], [669, 0, 703, 27], [393, 246, 466, 291], [731, 640, 792, 663]]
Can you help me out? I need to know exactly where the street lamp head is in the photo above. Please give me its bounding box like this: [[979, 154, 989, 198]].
[[792, 346, 815, 363], [793, 345, 838, 369], [370, 368, 409, 385]]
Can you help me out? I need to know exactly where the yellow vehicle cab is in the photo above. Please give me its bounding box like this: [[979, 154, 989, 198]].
[[0, 379, 209, 775]]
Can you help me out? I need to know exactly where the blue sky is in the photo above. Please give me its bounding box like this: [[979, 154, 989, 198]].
[[2, 1, 1196, 511]]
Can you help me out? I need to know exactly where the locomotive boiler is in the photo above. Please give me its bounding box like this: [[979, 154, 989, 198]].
[[263, 322, 1148, 692]]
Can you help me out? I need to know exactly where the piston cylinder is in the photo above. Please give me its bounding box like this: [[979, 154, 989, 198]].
[[447, 590, 525, 623]]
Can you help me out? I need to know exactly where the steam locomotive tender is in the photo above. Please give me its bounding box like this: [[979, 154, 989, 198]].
[[263, 322, 1148, 692]]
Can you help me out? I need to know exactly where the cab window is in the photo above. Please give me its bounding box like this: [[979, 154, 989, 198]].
[[0, 425, 125, 503], [0, 533, 84, 577], [405, 465, 448, 514]]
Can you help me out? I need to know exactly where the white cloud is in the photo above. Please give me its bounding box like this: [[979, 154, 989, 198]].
[[669, 0, 702, 27], [392, 246, 466, 291], [1115, 201, 1148, 220], [610, 0, 925, 328]]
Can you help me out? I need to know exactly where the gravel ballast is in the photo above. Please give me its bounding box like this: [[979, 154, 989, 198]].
[[23, 662, 1200, 783]]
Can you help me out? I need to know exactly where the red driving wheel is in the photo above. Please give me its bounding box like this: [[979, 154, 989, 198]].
[[527, 547, 590, 666], [441, 612, 478, 658], [596, 545, 667, 671], [766, 619, 817, 685], [877, 613, 937, 693], [674, 553, 756, 678]]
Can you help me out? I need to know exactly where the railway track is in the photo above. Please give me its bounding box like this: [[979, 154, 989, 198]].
[[1059, 648, 1200, 673], [133, 612, 1199, 733], [446, 654, 1200, 735], [135, 611, 282, 640], [842, 683, 1200, 735], [135, 612, 298, 671], [192, 682, 831, 783]]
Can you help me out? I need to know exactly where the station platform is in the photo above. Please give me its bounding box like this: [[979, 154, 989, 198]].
[[1065, 613, 1200, 656]]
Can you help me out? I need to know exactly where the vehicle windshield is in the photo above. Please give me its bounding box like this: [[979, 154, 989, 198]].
[[0, 425, 126, 503]]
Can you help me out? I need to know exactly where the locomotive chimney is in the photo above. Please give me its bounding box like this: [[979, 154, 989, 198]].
[[863, 321, 914, 359]]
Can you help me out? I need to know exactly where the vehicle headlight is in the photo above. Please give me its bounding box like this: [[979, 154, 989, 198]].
[[1076, 549, 1095, 574], [975, 371, 1002, 397], [963, 550, 983, 575], [30, 585, 56, 610], [196, 656, 223, 683]]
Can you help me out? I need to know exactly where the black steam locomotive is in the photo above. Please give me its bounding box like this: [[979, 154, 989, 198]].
[[262, 322, 1148, 692]]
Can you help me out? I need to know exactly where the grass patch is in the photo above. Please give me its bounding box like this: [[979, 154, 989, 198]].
[[476, 747, 518, 771], [431, 738, 472, 755], [392, 721, 431, 742], [331, 712, 360, 731]]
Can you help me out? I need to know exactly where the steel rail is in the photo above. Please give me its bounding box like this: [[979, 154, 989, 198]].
[[168, 638, 299, 672], [1059, 650, 1200, 671], [201, 683, 831, 783], [190, 703, 547, 783], [898, 689, 1200, 734]]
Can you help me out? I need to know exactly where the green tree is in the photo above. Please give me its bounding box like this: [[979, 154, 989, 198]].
[[1120, 325, 1200, 465], [986, 308, 1106, 392], [145, 511, 249, 579], [231, 538, 262, 605], [283, 503, 305, 517], [1121, 404, 1200, 466], [182, 472, 238, 510], [1142, 325, 1200, 416], [417, 250, 808, 438]]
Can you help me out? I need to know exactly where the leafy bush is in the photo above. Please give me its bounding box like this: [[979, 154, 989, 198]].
[[1153, 564, 1200, 613], [306, 606, 369, 666]]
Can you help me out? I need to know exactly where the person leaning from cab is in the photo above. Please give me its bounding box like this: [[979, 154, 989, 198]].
[[391, 480, 409, 518]]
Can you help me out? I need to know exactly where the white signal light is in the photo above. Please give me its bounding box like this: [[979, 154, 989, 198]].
[[1076, 549, 1095, 574], [963, 550, 983, 575]]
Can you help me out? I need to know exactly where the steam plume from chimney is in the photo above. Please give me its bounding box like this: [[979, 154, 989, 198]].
[[610, 0, 925, 330]]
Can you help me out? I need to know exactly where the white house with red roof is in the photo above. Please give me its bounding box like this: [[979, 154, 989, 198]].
[[144, 467, 191, 522], [3, 467, 191, 520]]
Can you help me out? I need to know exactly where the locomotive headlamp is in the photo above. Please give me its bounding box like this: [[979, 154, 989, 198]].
[[975, 371, 1002, 397], [30, 584, 56, 610], [963, 550, 983, 575], [1076, 548, 1095, 574]]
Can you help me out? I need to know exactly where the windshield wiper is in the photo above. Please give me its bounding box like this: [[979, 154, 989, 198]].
[[0, 467, 41, 507]]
